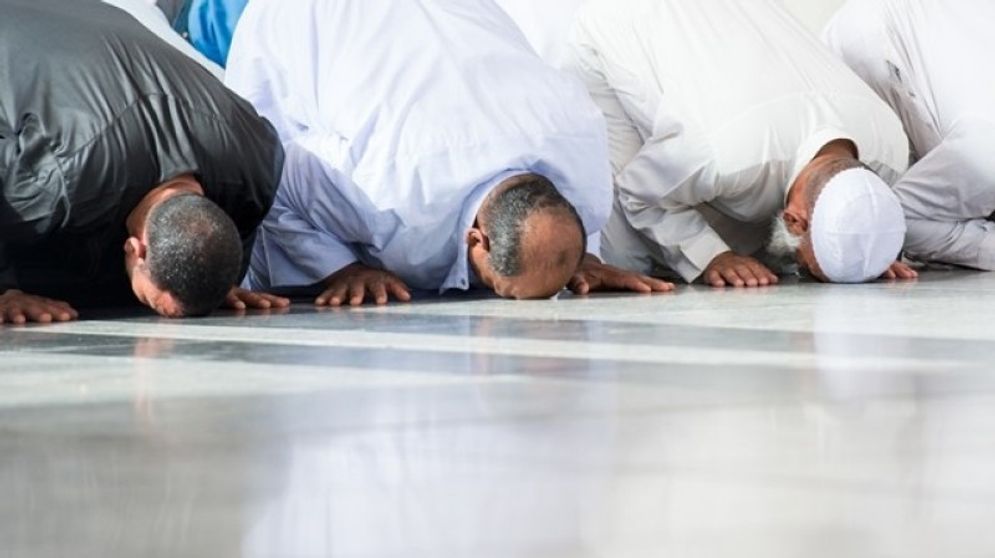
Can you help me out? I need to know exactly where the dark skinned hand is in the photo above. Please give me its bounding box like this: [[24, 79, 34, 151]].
[[0, 289, 79, 325], [315, 263, 413, 307], [569, 255, 675, 295]]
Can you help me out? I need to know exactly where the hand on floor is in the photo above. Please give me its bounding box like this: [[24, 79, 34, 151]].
[[704, 252, 779, 288], [316, 263, 413, 307], [569, 255, 674, 295], [880, 261, 919, 281], [225, 288, 291, 310], [0, 289, 78, 325]]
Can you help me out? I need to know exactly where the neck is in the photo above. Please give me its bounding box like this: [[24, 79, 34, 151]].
[[787, 139, 859, 206], [815, 138, 858, 160], [126, 175, 204, 238]]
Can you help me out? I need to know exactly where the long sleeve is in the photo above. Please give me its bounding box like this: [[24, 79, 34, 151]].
[[568, 27, 728, 282], [563, 39, 645, 176], [897, 122, 995, 271], [615, 114, 731, 283], [243, 143, 359, 290]]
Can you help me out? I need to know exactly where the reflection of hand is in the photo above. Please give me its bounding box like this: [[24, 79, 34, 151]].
[[0, 289, 78, 325], [703, 252, 779, 288], [569, 255, 674, 295], [315, 263, 412, 307], [880, 261, 919, 281], [224, 287, 291, 310]]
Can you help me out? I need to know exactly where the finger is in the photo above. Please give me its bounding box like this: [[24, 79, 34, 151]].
[[721, 268, 746, 288], [47, 304, 75, 322], [226, 292, 248, 310], [748, 263, 777, 287], [34, 299, 74, 321], [317, 284, 348, 307], [9, 309, 27, 325], [619, 274, 653, 293], [734, 265, 760, 287], [45, 298, 75, 314], [706, 270, 726, 288], [371, 281, 389, 305], [569, 275, 591, 295], [264, 294, 291, 308], [745, 263, 774, 286], [388, 280, 412, 302], [246, 292, 273, 309], [348, 282, 366, 306], [646, 277, 675, 292], [882, 268, 897, 280], [896, 265, 919, 280], [23, 304, 53, 324]]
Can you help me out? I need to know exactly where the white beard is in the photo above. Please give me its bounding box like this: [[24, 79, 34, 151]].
[[766, 214, 803, 259]]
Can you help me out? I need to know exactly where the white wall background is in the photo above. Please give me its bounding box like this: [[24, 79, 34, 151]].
[[779, 0, 847, 34]]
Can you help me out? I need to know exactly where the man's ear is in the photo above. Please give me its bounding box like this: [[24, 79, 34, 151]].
[[466, 228, 490, 253], [124, 237, 147, 261], [782, 207, 810, 235]]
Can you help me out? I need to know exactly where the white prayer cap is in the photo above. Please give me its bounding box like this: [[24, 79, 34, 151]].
[[810, 168, 906, 283]]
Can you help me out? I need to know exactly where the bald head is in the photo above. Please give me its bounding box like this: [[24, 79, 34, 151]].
[[470, 174, 587, 299]]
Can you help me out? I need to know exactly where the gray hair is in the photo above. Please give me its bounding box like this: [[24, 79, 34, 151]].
[[485, 175, 586, 278], [766, 213, 803, 259]]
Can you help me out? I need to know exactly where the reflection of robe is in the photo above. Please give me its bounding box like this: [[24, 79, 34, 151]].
[[825, 0, 995, 270], [0, 0, 282, 305]]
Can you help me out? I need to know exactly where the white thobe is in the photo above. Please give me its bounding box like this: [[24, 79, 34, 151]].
[[101, 0, 224, 79], [225, 0, 612, 292], [568, 0, 909, 282], [825, 0, 995, 271]]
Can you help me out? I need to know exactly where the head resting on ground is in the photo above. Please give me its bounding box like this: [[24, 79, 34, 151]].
[[767, 140, 906, 283], [124, 175, 243, 317], [467, 173, 587, 299]]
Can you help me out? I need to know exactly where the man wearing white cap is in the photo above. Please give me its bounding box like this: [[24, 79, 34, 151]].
[[825, 0, 995, 271], [568, 0, 919, 286]]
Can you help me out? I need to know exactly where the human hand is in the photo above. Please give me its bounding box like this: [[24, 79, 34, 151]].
[[569, 255, 675, 295], [703, 252, 779, 288], [0, 289, 78, 325], [224, 287, 291, 310], [315, 263, 412, 307], [880, 261, 919, 281]]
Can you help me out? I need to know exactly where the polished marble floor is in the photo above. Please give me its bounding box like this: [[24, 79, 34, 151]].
[[2, 270, 995, 558]]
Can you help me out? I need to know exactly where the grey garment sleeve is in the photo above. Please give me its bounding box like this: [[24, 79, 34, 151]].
[[897, 121, 995, 270]]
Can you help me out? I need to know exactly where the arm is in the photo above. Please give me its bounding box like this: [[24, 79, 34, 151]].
[[567, 29, 730, 283], [244, 142, 361, 291], [563, 40, 646, 176], [616, 123, 731, 283]]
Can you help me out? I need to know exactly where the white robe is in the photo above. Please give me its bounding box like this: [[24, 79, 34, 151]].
[[225, 0, 612, 292], [825, 0, 995, 271], [493, 0, 584, 67], [568, 0, 909, 282]]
